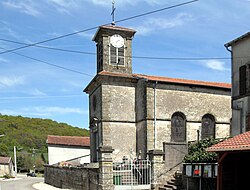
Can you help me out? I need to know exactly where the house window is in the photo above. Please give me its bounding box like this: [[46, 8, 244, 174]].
[[201, 114, 215, 139], [110, 45, 125, 66], [171, 112, 186, 142], [239, 65, 247, 96]]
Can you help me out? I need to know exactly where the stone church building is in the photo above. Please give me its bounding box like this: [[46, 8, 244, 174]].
[[84, 25, 231, 185]]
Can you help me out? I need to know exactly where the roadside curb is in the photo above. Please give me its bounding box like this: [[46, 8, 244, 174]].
[[33, 182, 70, 190], [0, 178, 21, 182]]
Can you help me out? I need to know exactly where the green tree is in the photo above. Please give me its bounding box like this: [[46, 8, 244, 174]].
[[0, 143, 9, 156], [184, 137, 228, 163]]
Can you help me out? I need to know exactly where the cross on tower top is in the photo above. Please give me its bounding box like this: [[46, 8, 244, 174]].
[[111, 1, 116, 25]]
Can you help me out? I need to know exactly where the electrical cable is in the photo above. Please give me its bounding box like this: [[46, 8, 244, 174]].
[[0, 47, 93, 77], [0, 0, 198, 55], [115, 0, 198, 24], [0, 38, 95, 55], [0, 38, 231, 61]]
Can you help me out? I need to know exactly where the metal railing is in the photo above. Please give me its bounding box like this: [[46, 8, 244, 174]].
[[113, 159, 151, 190]]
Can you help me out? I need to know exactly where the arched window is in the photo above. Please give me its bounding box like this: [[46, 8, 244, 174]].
[[201, 114, 215, 139], [171, 112, 186, 142]]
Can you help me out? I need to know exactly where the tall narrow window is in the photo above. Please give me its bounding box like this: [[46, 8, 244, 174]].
[[97, 42, 103, 73], [239, 65, 246, 96], [171, 112, 186, 142], [201, 114, 215, 139]]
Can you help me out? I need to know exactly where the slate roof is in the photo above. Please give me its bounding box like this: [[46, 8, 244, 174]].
[[207, 131, 250, 152], [47, 135, 90, 147], [0, 157, 12, 164], [98, 25, 136, 33], [99, 71, 231, 89], [92, 25, 136, 42]]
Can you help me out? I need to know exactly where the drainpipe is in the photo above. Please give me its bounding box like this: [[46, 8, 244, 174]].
[[224, 45, 233, 99], [154, 81, 158, 149], [225, 45, 235, 134], [225, 44, 245, 134]]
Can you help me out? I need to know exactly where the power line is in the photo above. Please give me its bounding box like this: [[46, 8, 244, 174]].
[[0, 0, 198, 55], [115, 0, 198, 24], [0, 47, 93, 77], [132, 55, 230, 61], [1, 38, 231, 61], [0, 38, 95, 55]]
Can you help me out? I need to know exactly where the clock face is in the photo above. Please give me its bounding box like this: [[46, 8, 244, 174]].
[[110, 34, 124, 48]]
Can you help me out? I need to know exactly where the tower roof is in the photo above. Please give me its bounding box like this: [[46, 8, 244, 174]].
[[92, 25, 136, 42]]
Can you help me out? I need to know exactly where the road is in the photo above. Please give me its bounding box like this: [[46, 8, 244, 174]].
[[0, 174, 44, 190]]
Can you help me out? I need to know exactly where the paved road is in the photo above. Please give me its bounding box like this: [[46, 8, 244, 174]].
[[0, 175, 44, 190]]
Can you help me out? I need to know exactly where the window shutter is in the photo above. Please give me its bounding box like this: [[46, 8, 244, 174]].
[[239, 65, 247, 96], [110, 45, 116, 65], [97, 43, 103, 72], [118, 47, 124, 65]]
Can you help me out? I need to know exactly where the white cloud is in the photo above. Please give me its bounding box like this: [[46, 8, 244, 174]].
[[0, 25, 21, 39], [75, 31, 93, 40], [26, 89, 47, 96], [47, 0, 78, 9], [2, 0, 41, 17], [32, 106, 85, 115], [0, 76, 25, 87], [0, 57, 8, 63], [132, 13, 193, 35], [202, 60, 230, 71], [46, 0, 80, 15], [0, 106, 86, 117], [88, 0, 166, 7]]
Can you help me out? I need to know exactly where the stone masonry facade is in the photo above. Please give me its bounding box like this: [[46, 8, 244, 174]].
[[85, 72, 231, 163], [82, 25, 232, 189]]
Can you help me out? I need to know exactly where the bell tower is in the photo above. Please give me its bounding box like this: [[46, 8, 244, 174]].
[[92, 25, 136, 74]]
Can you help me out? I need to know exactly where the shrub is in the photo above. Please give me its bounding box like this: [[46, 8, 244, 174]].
[[183, 137, 229, 163]]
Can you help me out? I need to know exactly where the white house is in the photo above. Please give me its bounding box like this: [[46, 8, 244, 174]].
[[47, 135, 90, 165], [0, 157, 14, 176]]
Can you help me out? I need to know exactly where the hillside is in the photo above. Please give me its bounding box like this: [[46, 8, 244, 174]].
[[0, 114, 89, 156]]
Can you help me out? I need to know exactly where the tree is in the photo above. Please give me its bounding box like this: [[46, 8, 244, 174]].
[[0, 143, 9, 156], [183, 137, 228, 163]]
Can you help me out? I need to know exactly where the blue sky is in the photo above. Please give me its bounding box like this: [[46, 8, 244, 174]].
[[0, 0, 249, 129]]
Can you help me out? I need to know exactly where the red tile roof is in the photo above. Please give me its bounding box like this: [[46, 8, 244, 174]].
[[0, 157, 11, 164], [98, 71, 231, 89], [207, 131, 250, 152], [47, 135, 90, 147]]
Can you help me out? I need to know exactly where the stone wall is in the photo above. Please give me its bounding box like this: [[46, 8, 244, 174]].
[[164, 142, 188, 171], [146, 84, 231, 152], [101, 84, 137, 162], [44, 164, 99, 190]]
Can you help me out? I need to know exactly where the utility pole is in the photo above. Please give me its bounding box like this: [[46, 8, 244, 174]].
[[32, 148, 37, 173], [14, 146, 17, 176]]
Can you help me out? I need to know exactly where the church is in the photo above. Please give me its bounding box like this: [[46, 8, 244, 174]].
[[83, 25, 231, 185]]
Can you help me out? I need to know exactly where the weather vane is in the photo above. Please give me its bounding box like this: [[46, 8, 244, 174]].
[[111, 1, 116, 25]]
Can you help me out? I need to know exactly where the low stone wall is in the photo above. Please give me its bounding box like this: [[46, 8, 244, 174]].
[[164, 142, 188, 171], [44, 164, 99, 190]]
